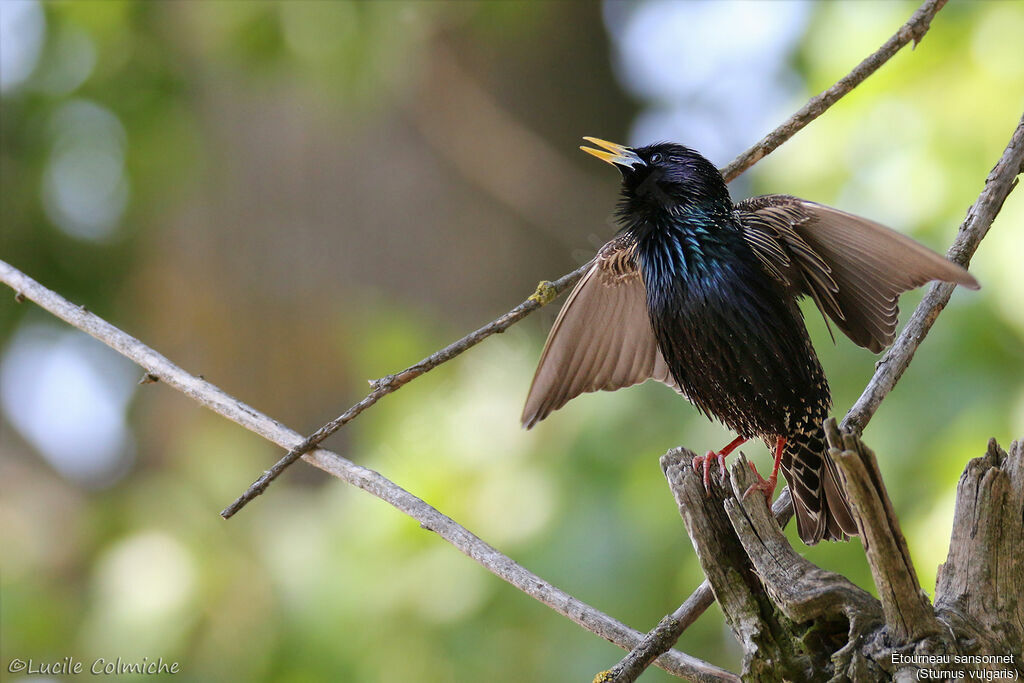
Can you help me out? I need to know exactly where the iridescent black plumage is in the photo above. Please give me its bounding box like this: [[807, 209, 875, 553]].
[[615, 144, 849, 542], [522, 138, 979, 544], [621, 154, 820, 441]]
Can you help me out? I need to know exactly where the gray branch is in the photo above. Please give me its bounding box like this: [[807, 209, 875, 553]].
[[718, 0, 947, 183], [659, 450, 848, 681], [217, 270, 589, 519], [0, 260, 735, 682]]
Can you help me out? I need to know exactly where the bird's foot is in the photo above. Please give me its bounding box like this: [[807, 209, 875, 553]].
[[692, 450, 728, 493], [691, 435, 748, 493], [742, 462, 778, 505]]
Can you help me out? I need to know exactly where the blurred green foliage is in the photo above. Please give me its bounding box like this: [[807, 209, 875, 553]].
[[2, 2, 1022, 681]]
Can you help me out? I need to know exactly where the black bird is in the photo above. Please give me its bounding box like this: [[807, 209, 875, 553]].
[[522, 137, 979, 545]]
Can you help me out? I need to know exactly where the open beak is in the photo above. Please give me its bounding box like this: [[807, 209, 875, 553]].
[[580, 137, 644, 169]]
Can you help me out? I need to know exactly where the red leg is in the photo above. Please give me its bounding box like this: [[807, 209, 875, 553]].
[[692, 435, 748, 492], [743, 436, 786, 504]]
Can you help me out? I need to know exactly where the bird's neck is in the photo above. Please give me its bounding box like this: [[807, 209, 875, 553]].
[[626, 205, 742, 281]]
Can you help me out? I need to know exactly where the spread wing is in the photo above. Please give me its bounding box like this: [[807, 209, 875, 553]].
[[522, 236, 681, 429], [736, 195, 980, 353]]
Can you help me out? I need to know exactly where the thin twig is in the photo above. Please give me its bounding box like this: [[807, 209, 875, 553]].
[[0, 260, 737, 683], [605, 110, 1024, 681], [219, 270, 587, 519], [601, 491, 794, 682], [719, 0, 947, 183]]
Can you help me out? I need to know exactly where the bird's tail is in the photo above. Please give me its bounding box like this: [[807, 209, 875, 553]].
[[781, 423, 858, 544]]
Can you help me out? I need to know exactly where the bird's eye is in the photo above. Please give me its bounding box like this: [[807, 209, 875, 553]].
[[650, 153, 663, 163]]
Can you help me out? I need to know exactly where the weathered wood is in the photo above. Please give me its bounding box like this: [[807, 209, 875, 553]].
[[661, 433, 1024, 682], [602, 490, 795, 683], [725, 452, 879, 627], [663, 449, 869, 681], [724, 456, 886, 680], [936, 439, 1024, 666], [826, 420, 946, 644]]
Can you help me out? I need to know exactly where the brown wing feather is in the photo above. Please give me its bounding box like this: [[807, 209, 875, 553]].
[[522, 237, 681, 429], [737, 195, 979, 353]]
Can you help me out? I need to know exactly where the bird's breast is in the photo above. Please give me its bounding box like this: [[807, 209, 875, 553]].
[[633, 223, 829, 437]]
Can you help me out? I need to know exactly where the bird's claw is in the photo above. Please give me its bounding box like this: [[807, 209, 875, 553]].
[[742, 461, 777, 505], [692, 449, 728, 493]]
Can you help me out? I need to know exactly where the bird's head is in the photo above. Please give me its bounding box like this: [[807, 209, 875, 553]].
[[580, 137, 732, 225]]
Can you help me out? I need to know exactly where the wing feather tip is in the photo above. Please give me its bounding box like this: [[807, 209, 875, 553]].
[[520, 406, 544, 430], [958, 271, 981, 291]]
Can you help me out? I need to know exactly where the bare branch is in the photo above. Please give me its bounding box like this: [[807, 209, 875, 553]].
[[0, 260, 736, 682], [722, 453, 880, 628], [843, 111, 1024, 434], [602, 490, 794, 683], [719, 0, 947, 182], [219, 270, 588, 519], [660, 432, 1022, 680], [678, 430, 1024, 680], [656, 450, 871, 680]]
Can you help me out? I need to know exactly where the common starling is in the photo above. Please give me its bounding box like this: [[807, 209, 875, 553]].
[[522, 138, 979, 544]]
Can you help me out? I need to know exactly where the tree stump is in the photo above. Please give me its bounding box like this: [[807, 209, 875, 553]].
[[660, 420, 1023, 681]]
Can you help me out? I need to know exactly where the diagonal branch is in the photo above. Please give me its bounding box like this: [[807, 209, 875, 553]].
[[719, 0, 947, 183], [605, 108, 1024, 681], [222, 0, 952, 521], [0, 259, 737, 682], [842, 111, 1024, 433], [601, 492, 794, 682], [218, 270, 589, 519]]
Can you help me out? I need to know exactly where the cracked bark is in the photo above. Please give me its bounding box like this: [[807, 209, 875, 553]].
[[660, 423, 1023, 681]]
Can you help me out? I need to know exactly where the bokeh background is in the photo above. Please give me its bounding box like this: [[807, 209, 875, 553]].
[[2, 1, 1023, 680]]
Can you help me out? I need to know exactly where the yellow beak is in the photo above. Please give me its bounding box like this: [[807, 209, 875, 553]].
[[580, 136, 644, 168]]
